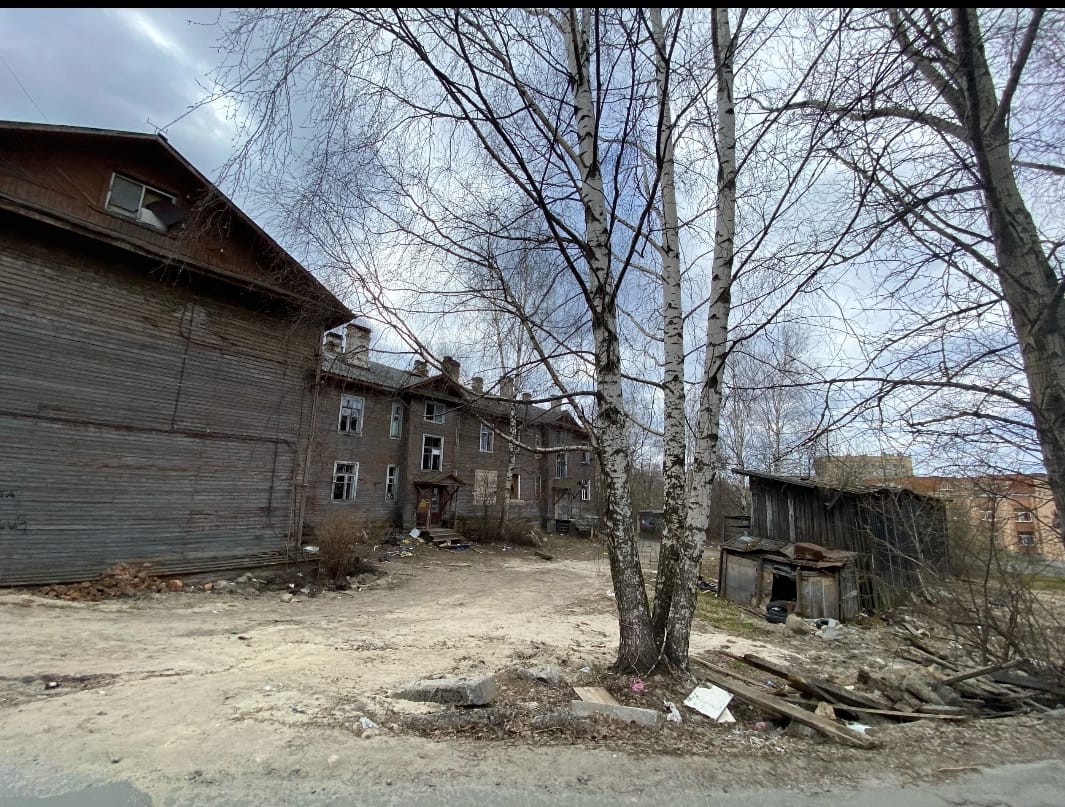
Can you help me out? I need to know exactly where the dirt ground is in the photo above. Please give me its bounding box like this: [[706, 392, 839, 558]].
[[1, 534, 1064, 804]]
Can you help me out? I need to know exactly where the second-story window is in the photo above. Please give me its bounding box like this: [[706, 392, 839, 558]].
[[480, 423, 494, 453], [339, 394, 364, 434], [424, 399, 446, 423], [555, 451, 568, 479], [422, 435, 443, 471], [581, 449, 591, 464], [1015, 510, 1033, 522], [389, 402, 403, 439], [105, 173, 185, 232]]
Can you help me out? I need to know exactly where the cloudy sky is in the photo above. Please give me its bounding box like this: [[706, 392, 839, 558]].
[[1, 8, 238, 188]]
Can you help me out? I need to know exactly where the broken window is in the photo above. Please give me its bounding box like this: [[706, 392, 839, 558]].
[[105, 173, 186, 232], [555, 451, 568, 479], [581, 449, 591, 464], [579, 479, 591, 501], [338, 394, 364, 434], [474, 469, 498, 505], [509, 473, 521, 500], [389, 402, 403, 439], [424, 399, 446, 423], [479, 423, 494, 453], [422, 435, 443, 471], [331, 462, 358, 501], [385, 465, 397, 500]]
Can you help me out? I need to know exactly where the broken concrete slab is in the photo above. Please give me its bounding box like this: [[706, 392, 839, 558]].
[[683, 685, 735, 723], [516, 664, 564, 686], [392, 675, 497, 706], [570, 699, 664, 729]]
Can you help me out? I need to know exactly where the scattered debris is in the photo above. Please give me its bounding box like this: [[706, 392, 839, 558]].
[[392, 675, 497, 706], [35, 563, 177, 602], [515, 665, 564, 686], [535, 551, 554, 561], [631, 677, 646, 694], [691, 660, 877, 748], [664, 701, 682, 723], [570, 688, 664, 729], [683, 685, 735, 724], [786, 613, 816, 635]]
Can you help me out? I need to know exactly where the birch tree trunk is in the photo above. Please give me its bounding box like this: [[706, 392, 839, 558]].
[[563, 8, 658, 671], [649, 6, 689, 652], [667, 7, 737, 669]]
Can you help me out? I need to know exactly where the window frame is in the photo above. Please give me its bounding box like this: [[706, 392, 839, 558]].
[[421, 434, 444, 472], [579, 479, 591, 502], [479, 422, 494, 453], [385, 465, 397, 500], [509, 473, 521, 501], [581, 449, 592, 465], [555, 451, 568, 479], [331, 461, 359, 501], [338, 394, 365, 434], [105, 173, 177, 231], [389, 402, 403, 439], [1015, 510, 1033, 523], [424, 399, 446, 424]]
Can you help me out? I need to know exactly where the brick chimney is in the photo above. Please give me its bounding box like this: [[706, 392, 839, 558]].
[[412, 359, 428, 376], [470, 376, 484, 394], [344, 323, 370, 368], [442, 356, 460, 380], [323, 331, 343, 357], [499, 376, 515, 399], [522, 392, 532, 404]]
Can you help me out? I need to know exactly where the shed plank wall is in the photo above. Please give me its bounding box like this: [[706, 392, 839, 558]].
[[0, 219, 318, 584]]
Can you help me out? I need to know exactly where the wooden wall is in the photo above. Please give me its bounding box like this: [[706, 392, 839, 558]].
[[0, 214, 320, 584]]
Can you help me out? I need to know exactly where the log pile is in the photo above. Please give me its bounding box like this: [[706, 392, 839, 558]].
[[36, 563, 182, 601], [722, 644, 1062, 726]]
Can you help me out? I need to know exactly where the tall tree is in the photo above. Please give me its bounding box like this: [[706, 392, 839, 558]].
[[792, 8, 1065, 521]]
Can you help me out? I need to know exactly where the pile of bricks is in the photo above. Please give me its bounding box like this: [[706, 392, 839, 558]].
[[37, 563, 182, 601]]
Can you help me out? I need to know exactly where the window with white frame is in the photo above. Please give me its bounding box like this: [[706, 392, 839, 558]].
[[385, 465, 397, 500], [389, 402, 403, 439], [331, 461, 358, 501], [1017, 531, 1035, 546], [480, 423, 494, 453], [338, 394, 364, 434], [555, 451, 568, 479], [422, 435, 443, 471], [579, 479, 591, 501], [509, 473, 521, 500], [982, 510, 995, 521], [581, 449, 591, 465], [424, 399, 446, 423], [1016, 510, 1033, 522], [105, 173, 185, 232]]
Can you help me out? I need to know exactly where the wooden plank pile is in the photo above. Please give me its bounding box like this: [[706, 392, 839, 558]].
[[692, 643, 1062, 747]]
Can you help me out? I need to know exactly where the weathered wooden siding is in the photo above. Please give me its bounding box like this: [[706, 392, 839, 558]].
[[0, 215, 320, 584], [747, 474, 950, 609]]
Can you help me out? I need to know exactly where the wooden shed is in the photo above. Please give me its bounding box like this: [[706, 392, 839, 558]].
[[736, 469, 951, 611], [718, 537, 861, 621]]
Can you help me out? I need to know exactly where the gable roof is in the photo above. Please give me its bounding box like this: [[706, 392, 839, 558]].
[[0, 120, 352, 327], [322, 352, 588, 435]]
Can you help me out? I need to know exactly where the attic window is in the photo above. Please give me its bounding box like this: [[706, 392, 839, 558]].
[[106, 173, 187, 232]]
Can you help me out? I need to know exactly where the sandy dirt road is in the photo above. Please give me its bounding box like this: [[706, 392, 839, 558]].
[[1, 537, 1063, 805]]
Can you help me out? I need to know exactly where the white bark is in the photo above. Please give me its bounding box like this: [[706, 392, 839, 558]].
[[669, 6, 737, 666], [563, 9, 657, 671], [649, 6, 689, 651]]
